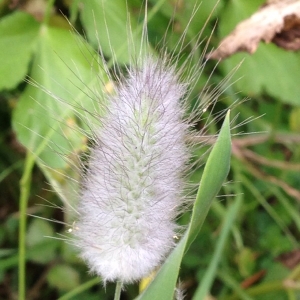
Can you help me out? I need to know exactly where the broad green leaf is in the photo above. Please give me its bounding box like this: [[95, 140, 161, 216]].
[[47, 264, 80, 291], [136, 111, 231, 300], [13, 25, 104, 168], [80, 0, 143, 64], [26, 218, 59, 264], [148, 0, 223, 29], [0, 11, 39, 89], [26, 218, 54, 247], [171, 0, 224, 36], [221, 44, 300, 106], [218, 0, 300, 106], [147, 0, 223, 66], [12, 25, 107, 206]]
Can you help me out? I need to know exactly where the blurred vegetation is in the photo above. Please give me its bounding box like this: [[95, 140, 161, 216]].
[[0, 0, 300, 299]]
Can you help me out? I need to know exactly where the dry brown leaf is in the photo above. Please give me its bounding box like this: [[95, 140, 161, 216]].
[[276, 249, 300, 269], [208, 0, 300, 60]]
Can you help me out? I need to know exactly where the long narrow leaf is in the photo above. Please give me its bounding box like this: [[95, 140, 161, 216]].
[[193, 193, 242, 299]]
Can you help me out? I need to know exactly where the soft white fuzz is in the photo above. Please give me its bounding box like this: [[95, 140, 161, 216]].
[[74, 56, 190, 283]]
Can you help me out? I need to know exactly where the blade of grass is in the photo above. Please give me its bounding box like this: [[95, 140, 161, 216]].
[[193, 192, 243, 299], [186, 110, 232, 247], [57, 277, 101, 300]]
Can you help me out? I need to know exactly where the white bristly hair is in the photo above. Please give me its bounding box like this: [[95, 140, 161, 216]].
[[74, 55, 189, 283]]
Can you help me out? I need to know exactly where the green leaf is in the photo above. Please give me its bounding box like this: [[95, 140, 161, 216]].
[[221, 44, 300, 106], [0, 11, 39, 89], [193, 195, 242, 299], [187, 110, 231, 246], [149, 0, 223, 30], [47, 264, 80, 291], [26, 218, 54, 247], [80, 0, 143, 64], [136, 111, 231, 300], [26, 218, 59, 264], [13, 25, 105, 169], [13, 27, 103, 168], [173, 0, 224, 36], [12, 25, 107, 207]]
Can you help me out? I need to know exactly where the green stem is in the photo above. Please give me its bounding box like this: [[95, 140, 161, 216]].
[[18, 152, 35, 300], [0, 160, 22, 183], [114, 281, 123, 300]]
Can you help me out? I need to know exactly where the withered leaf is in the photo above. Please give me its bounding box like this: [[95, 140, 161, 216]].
[[208, 0, 300, 60]]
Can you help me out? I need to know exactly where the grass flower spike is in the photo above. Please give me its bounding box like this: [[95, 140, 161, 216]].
[[8, 1, 235, 298], [74, 56, 189, 284]]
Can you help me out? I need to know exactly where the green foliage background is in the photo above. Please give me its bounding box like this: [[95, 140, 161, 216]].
[[0, 0, 300, 299]]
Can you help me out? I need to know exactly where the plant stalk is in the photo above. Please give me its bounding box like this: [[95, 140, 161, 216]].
[[114, 281, 123, 300], [18, 152, 35, 300]]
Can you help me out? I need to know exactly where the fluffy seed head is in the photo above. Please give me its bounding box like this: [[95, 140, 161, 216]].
[[20, 1, 233, 286], [74, 56, 190, 283]]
